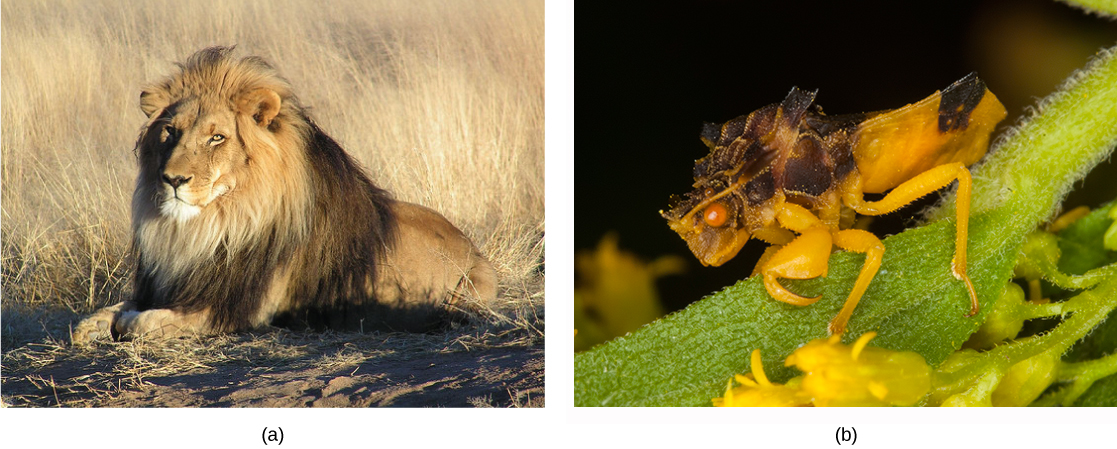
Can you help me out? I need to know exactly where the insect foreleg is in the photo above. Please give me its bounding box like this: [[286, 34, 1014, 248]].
[[758, 203, 834, 307]]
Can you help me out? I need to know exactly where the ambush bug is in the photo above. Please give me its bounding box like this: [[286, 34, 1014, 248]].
[[661, 73, 1006, 335]]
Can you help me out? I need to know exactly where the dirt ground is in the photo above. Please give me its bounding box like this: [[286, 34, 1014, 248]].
[[1, 322, 544, 408]]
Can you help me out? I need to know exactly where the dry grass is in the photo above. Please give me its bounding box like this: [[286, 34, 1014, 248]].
[[1, 0, 543, 406]]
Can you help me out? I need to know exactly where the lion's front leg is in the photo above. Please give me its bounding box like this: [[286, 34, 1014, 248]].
[[114, 308, 213, 340], [73, 302, 213, 343], [72, 301, 136, 345]]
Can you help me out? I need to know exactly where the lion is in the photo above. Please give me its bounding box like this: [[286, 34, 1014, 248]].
[[72, 46, 497, 344]]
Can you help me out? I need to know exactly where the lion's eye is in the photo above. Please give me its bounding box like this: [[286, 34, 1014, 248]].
[[163, 125, 177, 142], [210, 134, 225, 145]]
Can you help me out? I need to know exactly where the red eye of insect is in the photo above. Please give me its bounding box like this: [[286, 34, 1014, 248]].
[[703, 202, 729, 227]]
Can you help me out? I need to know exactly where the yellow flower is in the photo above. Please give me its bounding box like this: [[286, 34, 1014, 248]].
[[785, 332, 931, 406], [574, 233, 685, 351], [713, 348, 811, 407]]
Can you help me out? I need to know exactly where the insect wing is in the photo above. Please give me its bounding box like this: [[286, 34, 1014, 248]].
[[852, 73, 1007, 194]]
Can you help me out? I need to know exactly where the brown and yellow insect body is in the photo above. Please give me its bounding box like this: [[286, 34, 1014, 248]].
[[661, 73, 1006, 335]]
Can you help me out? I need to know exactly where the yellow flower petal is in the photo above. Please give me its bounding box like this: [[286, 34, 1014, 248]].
[[713, 349, 811, 407]]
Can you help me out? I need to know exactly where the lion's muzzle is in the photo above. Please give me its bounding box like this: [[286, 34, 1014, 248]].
[[163, 174, 192, 189]]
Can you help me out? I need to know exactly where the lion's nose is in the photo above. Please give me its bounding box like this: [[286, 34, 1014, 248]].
[[163, 175, 192, 189]]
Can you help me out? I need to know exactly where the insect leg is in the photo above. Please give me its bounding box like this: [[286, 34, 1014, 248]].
[[750, 228, 796, 277], [829, 229, 885, 335], [759, 203, 834, 307], [842, 162, 979, 316]]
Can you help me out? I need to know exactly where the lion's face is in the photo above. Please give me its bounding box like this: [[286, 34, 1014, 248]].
[[154, 98, 243, 221], [138, 85, 283, 222]]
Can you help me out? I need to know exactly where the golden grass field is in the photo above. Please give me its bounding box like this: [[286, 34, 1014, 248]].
[[1, 0, 544, 407]]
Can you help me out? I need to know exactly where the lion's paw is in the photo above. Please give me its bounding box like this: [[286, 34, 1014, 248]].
[[71, 301, 136, 346], [113, 310, 142, 337], [72, 310, 116, 345]]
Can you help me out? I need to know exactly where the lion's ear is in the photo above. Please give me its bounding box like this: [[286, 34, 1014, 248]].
[[140, 89, 170, 118], [236, 88, 282, 128]]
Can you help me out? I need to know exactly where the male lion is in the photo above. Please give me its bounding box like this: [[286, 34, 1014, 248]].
[[73, 47, 496, 343]]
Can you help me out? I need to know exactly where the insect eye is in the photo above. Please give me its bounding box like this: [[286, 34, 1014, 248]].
[[210, 134, 225, 145], [703, 202, 729, 227]]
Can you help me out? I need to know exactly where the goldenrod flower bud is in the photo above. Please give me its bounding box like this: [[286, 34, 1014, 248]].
[[991, 349, 1060, 407], [964, 283, 1026, 350]]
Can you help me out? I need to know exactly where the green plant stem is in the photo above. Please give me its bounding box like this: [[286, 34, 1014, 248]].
[[1018, 231, 1117, 290], [1022, 301, 1067, 320], [1057, 0, 1117, 17], [1055, 351, 1117, 405], [1009, 278, 1117, 362]]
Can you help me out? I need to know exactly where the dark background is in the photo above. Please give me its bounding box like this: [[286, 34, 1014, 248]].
[[576, 0, 1117, 312]]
